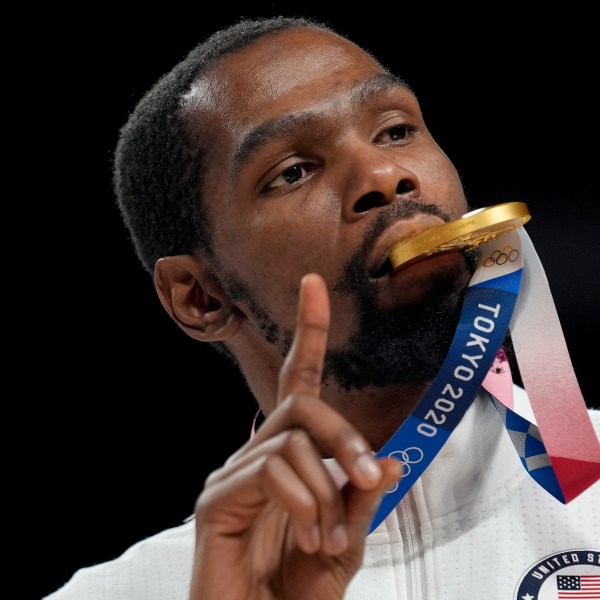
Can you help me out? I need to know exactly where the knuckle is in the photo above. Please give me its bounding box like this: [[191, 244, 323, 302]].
[[282, 428, 312, 453], [203, 465, 225, 488], [258, 453, 283, 480], [282, 394, 318, 421], [295, 364, 323, 388], [334, 424, 366, 453], [193, 466, 227, 519], [279, 361, 322, 389]]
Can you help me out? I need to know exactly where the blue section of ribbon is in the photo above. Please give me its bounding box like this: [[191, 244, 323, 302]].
[[525, 435, 545, 456], [471, 269, 522, 294], [487, 392, 565, 503], [410, 287, 518, 431], [524, 465, 565, 503], [369, 268, 523, 533], [505, 408, 530, 432], [373, 416, 450, 524]]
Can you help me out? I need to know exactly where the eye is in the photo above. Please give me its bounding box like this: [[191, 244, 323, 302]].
[[389, 124, 411, 141], [376, 123, 417, 145], [263, 161, 319, 192]]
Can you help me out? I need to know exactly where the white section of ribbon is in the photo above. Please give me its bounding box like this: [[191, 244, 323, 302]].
[[509, 229, 600, 463]]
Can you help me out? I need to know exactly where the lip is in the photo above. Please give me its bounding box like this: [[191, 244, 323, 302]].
[[367, 213, 447, 279]]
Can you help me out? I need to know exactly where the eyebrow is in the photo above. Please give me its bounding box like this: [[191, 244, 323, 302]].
[[231, 72, 411, 173]]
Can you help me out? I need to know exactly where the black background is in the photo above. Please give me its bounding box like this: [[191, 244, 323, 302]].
[[36, 5, 598, 599]]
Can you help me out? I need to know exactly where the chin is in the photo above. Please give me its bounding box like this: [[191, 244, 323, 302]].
[[323, 253, 473, 392]]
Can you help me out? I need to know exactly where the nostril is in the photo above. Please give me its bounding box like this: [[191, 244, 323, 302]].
[[396, 178, 414, 194], [354, 191, 388, 213]]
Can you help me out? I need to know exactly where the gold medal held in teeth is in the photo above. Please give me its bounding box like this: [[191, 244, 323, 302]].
[[389, 201, 532, 270]]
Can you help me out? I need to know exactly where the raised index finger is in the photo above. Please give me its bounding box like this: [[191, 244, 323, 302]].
[[278, 273, 330, 403]]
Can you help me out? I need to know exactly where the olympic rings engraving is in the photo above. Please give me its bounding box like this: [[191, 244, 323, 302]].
[[483, 246, 519, 267], [385, 447, 425, 493]]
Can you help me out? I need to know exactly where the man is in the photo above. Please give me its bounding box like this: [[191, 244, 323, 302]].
[[45, 16, 599, 600]]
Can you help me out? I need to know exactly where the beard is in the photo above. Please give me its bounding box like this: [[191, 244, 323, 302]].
[[220, 200, 478, 392], [322, 265, 472, 390]]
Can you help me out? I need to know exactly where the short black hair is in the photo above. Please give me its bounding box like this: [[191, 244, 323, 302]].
[[113, 16, 342, 275]]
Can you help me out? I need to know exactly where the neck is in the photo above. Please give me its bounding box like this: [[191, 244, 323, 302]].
[[320, 382, 430, 451], [231, 329, 431, 451]]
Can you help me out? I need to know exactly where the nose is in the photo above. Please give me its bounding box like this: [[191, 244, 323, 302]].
[[341, 147, 420, 221]]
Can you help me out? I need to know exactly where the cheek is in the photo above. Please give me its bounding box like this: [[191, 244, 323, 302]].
[[249, 218, 333, 272], [246, 191, 342, 270], [422, 152, 467, 215], [214, 207, 340, 321]]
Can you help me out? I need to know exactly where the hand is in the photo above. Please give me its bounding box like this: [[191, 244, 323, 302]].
[[189, 273, 402, 600]]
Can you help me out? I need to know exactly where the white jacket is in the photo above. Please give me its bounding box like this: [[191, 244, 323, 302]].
[[44, 388, 600, 599]]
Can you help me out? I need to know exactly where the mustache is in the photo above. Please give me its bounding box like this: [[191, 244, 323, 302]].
[[333, 200, 453, 292], [362, 200, 452, 256]]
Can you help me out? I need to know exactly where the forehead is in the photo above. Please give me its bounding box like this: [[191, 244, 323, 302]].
[[183, 28, 388, 150]]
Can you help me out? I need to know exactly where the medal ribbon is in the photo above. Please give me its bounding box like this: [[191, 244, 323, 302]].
[[483, 229, 600, 503], [369, 228, 600, 534], [369, 229, 524, 533]]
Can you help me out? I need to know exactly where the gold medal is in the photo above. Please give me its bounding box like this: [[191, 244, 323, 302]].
[[389, 201, 532, 270]]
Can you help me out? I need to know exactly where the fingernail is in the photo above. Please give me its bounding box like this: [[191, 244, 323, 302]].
[[329, 524, 348, 554], [356, 453, 382, 482]]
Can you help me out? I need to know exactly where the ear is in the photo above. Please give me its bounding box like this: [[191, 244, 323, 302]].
[[153, 255, 244, 342]]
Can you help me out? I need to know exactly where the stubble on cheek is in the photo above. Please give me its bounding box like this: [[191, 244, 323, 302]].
[[323, 289, 363, 349]]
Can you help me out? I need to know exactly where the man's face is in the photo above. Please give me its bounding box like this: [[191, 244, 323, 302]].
[[185, 28, 472, 390]]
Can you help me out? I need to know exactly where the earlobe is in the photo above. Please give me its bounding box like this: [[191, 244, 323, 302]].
[[153, 255, 244, 342]]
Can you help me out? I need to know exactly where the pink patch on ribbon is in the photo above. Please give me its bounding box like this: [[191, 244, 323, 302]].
[[482, 347, 514, 410]]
